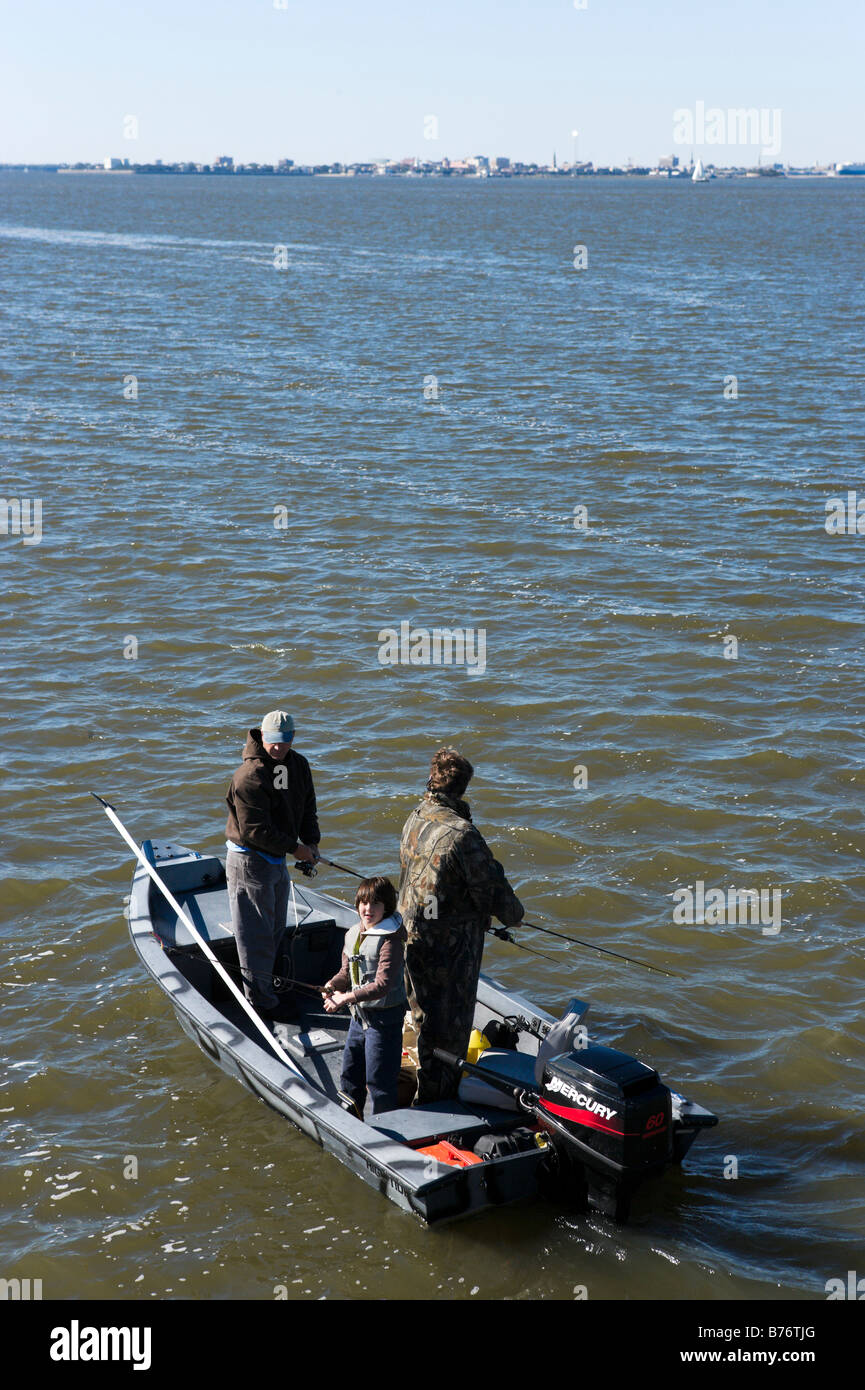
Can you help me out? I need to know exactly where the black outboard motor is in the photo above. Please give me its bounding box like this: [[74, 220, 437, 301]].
[[435, 1031, 716, 1223], [538, 1044, 672, 1220]]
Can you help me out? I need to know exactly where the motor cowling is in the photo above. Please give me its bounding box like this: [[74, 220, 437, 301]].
[[538, 1043, 673, 1183]]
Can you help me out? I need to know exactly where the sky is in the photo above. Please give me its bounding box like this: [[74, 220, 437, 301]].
[[1, 0, 863, 168]]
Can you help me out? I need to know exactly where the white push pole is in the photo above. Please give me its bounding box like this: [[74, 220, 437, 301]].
[[93, 793, 305, 1076]]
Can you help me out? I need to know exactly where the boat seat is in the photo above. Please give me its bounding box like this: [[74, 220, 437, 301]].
[[153, 884, 340, 953], [143, 845, 226, 894], [457, 1048, 537, 1112], [367, 1100, 517, 1148], [151, 885, 237, 950]]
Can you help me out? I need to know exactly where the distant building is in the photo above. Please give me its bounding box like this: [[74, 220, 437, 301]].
[[214, 155, 234, 169], [658, 154, 679, 169], [103, 157, 123, 170]]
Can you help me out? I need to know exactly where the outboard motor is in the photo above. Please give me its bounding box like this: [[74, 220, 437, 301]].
[[437, 1026, 716, 1223], [538, 1043, 672, 1220]]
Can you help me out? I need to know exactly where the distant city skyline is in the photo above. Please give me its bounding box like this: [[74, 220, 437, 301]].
[[1, 0, 863, 169], [8, 152, 857, 180]]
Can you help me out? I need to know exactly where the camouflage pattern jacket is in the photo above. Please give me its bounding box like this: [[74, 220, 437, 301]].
[[397, 791, 524, 945]]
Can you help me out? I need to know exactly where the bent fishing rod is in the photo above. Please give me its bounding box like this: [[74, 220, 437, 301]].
[[311, 855, 679, 978], [520, 921, 678, 978]]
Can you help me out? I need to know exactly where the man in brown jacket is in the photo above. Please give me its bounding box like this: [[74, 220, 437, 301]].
[[225, 710, 320, 1019], [398, 747, 524, 1103]]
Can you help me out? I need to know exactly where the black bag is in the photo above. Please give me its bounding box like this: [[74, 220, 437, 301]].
[[474, 1127, 540, 1161], [481, 1019, 519, 1050]]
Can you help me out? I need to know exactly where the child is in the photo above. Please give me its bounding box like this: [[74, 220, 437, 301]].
[[322, 876, 407, 1116]]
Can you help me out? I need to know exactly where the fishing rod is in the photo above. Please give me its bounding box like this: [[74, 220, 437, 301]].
[[217, 958, 326, 998], [320, 856, 365, 879], [314, 854, 676, 978], [91, 793, 307, 1075], [294, 855, 364, 880], [304, 857, 560, 965], [309, 868, 556, 970], [487, 927, 560, 965], [521, 921, 681, 979]]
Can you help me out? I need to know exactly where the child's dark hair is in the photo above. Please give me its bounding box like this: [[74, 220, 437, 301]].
[[355, 875, 397, 917]]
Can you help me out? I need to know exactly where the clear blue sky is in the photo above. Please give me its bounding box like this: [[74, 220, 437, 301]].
[[1, 0, 862, 167]]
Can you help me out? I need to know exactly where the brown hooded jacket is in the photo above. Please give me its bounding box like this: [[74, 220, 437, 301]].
[[225, 728, 320, 859]]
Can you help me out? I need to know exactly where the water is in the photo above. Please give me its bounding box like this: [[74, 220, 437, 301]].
[[1, 172, 863, 1300]]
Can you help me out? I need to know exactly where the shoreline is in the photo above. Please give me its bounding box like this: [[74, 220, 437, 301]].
[[1, 167, 855, 182]]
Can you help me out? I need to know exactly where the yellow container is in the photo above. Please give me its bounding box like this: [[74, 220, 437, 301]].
[[465, 1028, 491, 1066]]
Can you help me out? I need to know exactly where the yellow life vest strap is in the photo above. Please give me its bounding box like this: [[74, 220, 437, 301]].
[[347, 925, 365, 990]]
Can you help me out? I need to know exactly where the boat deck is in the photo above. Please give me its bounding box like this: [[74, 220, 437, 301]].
[[217, 989, 526, 1149], [220, 993, 349, 1101]]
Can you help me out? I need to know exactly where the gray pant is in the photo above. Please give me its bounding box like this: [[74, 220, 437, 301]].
[[226, 852, 289, 1011]]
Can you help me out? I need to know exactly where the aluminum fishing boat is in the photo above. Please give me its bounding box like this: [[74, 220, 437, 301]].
[[126, 839, 718, 1224]]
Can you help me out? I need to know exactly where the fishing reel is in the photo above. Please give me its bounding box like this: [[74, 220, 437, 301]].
[[294, 860, 318, 878], [488, 926, 515, 943]]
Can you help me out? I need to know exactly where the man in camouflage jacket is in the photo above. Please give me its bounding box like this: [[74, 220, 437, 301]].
[[398, 747, 524, 1104]]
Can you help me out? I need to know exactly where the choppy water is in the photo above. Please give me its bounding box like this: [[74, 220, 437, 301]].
[[1, 172, 864, 1301]]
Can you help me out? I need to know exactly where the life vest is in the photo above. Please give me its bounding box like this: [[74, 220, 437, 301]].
[[346, 912, 407, 1022]]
